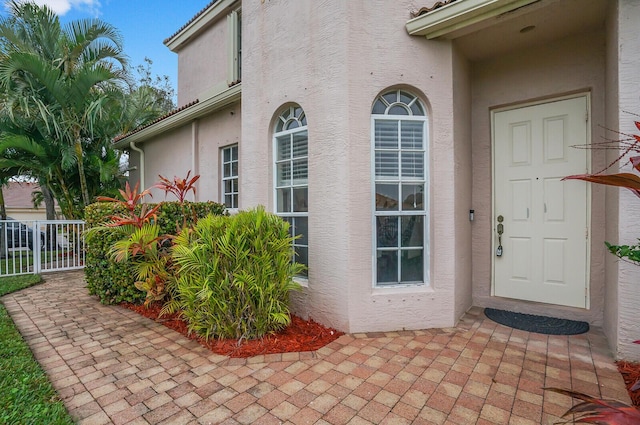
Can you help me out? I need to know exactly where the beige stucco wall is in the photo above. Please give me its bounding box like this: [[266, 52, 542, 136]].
[[6, 210, 47, 222], [242, 1, 350, 331], [242, 0, 468, 333], [470, 29, 607, 324], [452, 45, 473, 319], [138, 125, 194, 199], [127, 105, 241, 204], [603, 0, 620, 357], [610, 0, 640, 361], [196, 104, 242, 205], [177, 16, 231, 106]]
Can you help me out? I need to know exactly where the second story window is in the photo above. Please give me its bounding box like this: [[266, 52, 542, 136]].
[[221, 144, 238, 209], [227, 9, 241, 85]]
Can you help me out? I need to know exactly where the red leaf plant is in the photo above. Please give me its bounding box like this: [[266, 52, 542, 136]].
[[94, 173, 200, 306], [155, 170, 199, 202], [97, 181, 151, 212], [544, 388, 640, 424], [564, 121, 640, 197], [631, 341, 640, 392], [96, 181, 160, 228]]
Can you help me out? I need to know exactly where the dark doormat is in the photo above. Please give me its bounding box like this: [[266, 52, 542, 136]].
[[484, 308, 590, 335]]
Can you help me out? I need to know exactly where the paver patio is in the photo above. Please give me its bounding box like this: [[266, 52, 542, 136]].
[[1, 271, 632, 424]]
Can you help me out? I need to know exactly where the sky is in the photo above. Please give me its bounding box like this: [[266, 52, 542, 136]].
[[1, 0, 213, 101]]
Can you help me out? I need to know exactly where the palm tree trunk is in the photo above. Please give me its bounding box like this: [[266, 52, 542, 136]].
[[41, 184, 57, 250], [42, 185, 56, 219], [53, 169, 77, 219], [74, 137, 90, 207]]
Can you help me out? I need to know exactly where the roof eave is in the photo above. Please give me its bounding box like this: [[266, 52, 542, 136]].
[[406, 0, 540, 39], [113, 83, 241, 149], [165, 0, 237, 52]]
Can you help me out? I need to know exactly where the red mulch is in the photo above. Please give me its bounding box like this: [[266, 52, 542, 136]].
[[618, 361, 640, 406], [120, 302, 343, 358]]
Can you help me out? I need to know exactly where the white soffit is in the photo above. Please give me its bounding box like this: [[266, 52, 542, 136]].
[[406, 0, 541, 39]]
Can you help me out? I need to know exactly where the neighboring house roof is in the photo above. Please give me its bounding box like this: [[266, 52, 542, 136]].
[[412, 0, 460, 17], [114, 100, 200, 142], [3, 182, 39, 209], [164, 0, 220, 45]]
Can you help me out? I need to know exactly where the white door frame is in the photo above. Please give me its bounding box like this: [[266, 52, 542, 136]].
[[490, 92, 592, 308]]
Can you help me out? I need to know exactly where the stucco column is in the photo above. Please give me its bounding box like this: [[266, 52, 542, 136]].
[[611, 0, 640, 361]]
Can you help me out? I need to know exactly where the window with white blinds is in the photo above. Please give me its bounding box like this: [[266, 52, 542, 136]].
[[274, 106, 308, 276], [372, 90, 428, 286]]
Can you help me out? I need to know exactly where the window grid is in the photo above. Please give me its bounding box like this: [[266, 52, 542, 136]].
[[372, 90, 428, 286], [274, 106, 308, 276], [221, 145, 238, 209]]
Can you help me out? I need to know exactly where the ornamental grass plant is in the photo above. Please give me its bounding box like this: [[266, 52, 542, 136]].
[[167, 207, 303, 340]]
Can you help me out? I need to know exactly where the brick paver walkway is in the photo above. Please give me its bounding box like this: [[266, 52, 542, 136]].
[[2, 271, 631, 424]]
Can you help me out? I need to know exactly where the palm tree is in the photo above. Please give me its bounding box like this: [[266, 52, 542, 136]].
[[0, 0, 128, 210]]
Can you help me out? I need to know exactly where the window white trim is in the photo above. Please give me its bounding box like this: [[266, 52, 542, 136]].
[[221, 144, 239, 210], [371, 90, 429, 287], [273, 106, 309, 276]]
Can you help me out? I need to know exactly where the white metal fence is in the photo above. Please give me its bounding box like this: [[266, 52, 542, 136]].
[[0, 219, 85, 276]]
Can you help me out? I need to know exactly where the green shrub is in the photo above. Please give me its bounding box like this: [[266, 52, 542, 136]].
[[154, 201, 226, 235], [84, 200, 226, 305], [169, 207, 304, 340], [84, 202, 142, 304]]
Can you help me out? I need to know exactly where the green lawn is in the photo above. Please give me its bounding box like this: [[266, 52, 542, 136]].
[[0, 249, 75, 276], [0, 275, 74, 425], [0, 252, 38, 276]]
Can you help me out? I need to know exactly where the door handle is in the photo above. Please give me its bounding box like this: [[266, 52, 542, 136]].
[[496, 215, 504, 257]]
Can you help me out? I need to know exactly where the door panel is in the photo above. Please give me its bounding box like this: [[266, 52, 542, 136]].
[[493, 96, 589, 308]]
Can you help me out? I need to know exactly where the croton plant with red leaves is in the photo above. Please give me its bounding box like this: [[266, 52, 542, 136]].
[[97, 172, 199, 305], [155, 170, 199, 203], [564, 121, 640, 197], [545, 388, 640, 424], [96, 181, 160, 229]]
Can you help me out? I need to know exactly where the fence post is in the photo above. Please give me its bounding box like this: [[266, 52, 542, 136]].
[[33, 221, 41, 274]]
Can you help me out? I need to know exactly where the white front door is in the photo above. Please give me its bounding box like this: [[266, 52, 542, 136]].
[[492, 96, 589, 308]]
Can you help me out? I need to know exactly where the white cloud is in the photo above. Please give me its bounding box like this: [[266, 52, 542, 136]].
[[12, 0, 101, 16]]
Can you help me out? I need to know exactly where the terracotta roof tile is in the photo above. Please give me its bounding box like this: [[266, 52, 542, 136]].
[[412, 0, 460, 17], [113, 100, 200, 142], [163, 0, 220, 45]]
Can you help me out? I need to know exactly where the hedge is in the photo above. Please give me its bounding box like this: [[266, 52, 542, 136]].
[[84, 201, 226, 304]]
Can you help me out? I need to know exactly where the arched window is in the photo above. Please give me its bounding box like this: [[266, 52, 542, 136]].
[[372, 90, 428, 285], [274, 106, 308, 275]]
